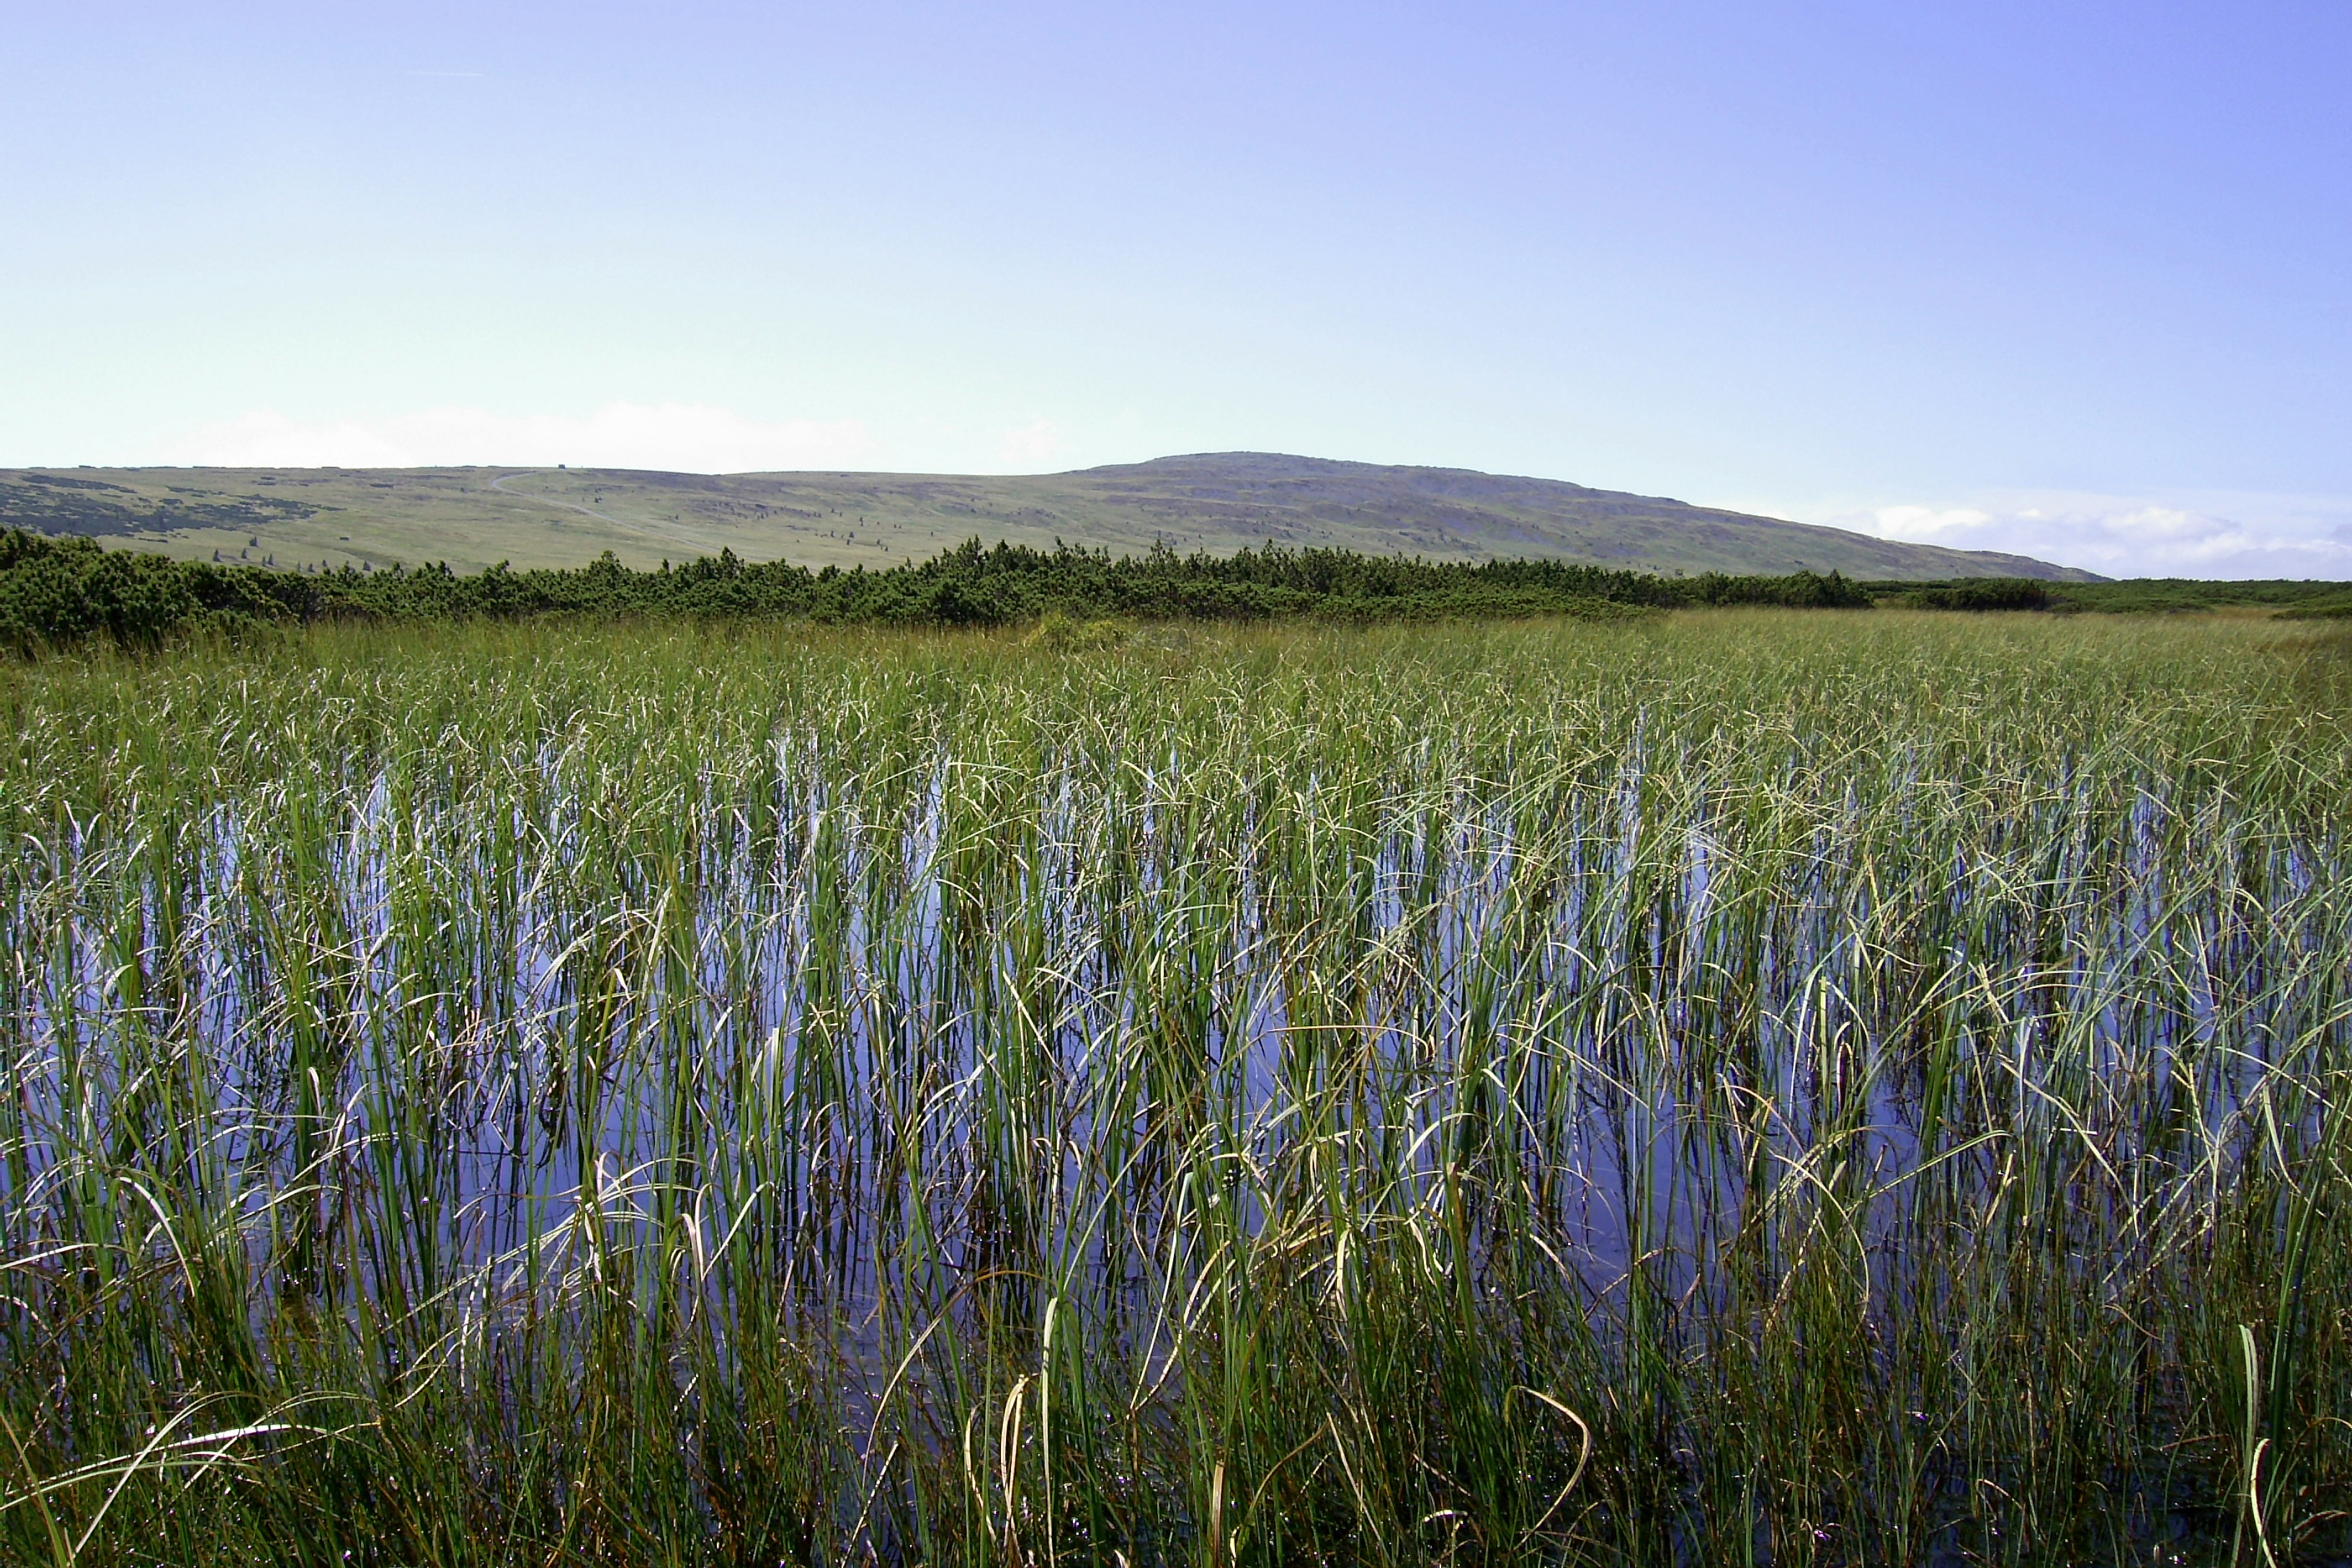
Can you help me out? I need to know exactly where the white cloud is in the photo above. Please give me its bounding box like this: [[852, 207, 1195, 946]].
[[1819, 492, 2352, 579], [995, 418, 1064, 471], [1867, 505, 1996, 541], [168, 403, 882, 473]]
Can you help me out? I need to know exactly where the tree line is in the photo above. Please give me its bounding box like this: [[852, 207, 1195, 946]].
[[1, 528, 1884, 655]]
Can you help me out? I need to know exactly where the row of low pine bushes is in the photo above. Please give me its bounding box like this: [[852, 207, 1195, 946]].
[[0, 528, 1884, 654], [1877, 576, 2352, 615], [17, 525, 2352, 659]]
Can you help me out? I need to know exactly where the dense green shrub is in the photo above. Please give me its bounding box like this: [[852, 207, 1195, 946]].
[[1904, 577, 2055, 611], [0, 528, 1877, 654], [1871, 576, 2352, 615]]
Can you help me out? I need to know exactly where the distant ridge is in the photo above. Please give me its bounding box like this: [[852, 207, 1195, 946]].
[[1033, 454, 2093, 579], [0, 453, 2094, 581]]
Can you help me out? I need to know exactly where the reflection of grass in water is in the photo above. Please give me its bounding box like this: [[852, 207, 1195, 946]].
[[1, 610, 2347, 1565]]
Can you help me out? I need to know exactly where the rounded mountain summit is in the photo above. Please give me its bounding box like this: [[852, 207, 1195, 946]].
[[0, 453, 2089, 580]]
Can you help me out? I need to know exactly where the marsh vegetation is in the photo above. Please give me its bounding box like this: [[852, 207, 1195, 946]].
[[1, 612, 2346, 1564]]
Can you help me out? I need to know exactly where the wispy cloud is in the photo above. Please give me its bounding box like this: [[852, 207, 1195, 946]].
[[995, 419, 1063, 471], [1817, 492, 2352, 579], [169, 404, 882, 473]]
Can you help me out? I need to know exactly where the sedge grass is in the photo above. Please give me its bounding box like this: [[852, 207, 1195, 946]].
[[1, 610, 2347, 1565]]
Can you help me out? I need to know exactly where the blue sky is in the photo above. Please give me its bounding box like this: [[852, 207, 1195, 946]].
[[4, 1, 2348, 576]]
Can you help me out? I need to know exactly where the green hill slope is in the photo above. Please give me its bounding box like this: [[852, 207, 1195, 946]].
[[0, 452, 2093, 580]]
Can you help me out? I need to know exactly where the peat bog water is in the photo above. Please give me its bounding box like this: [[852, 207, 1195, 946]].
[[1, 614, 2348, 1565]]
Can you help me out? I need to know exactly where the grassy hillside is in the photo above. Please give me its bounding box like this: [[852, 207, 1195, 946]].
[[0, 452, 2096, 579]]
